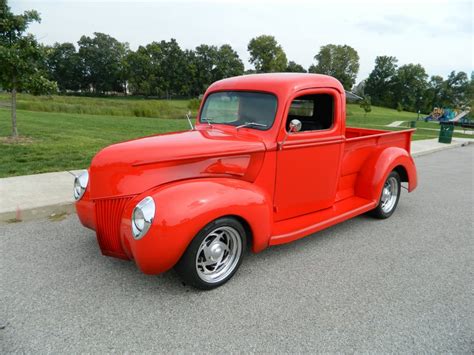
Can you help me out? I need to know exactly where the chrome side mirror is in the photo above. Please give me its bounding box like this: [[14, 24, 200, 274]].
[[289, 119, 302, 133], [280, 119, 302, 150]]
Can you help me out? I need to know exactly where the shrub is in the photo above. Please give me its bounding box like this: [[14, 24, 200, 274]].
[[187, 98, 201, 111], [359, 96, 372, 117], [1, 93, 184, 119]]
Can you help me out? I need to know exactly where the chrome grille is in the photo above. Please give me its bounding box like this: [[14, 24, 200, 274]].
[[94, 197, 132, 259]]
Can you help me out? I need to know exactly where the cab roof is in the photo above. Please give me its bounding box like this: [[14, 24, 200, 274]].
[[206, 73, 345, 97]]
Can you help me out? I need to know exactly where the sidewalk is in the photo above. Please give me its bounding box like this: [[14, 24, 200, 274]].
[[0, 170, 83, 223], [0, 138, 472, 223], [410, 137, 472, 156]]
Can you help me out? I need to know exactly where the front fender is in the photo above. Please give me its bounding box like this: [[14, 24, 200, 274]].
[[120, 178, 272, 275], [355, 147, 417, 202]]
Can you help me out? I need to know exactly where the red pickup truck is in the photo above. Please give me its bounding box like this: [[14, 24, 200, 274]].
[[75, 73, 417, 289]]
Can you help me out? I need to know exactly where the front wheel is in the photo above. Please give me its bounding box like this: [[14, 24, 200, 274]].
[[370, 171, 401, 219], [175, 217, 247, 290]]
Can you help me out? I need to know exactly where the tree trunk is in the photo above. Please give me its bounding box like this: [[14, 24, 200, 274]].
[[11, 75, 18, 138]]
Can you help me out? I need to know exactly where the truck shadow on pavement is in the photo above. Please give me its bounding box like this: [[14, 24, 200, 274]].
[[78, 226, 187, 294], [75, 194, 414, 294]]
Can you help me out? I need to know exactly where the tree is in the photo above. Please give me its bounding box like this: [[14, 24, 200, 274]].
[[191, 43, 244, 95], [125, 46, 156, 96], [285, 61, 306, 73], [192, 44, 219, 95], [468, 72, 474, 113], [444, 71, 469, 106], [78, 32, 128, 93], [424, 75, 444, 109], [308, 44, 360, 90], [182, 49, 198, 97], [391, 64, 428, 112], [126, 39, 197, 98], [247, 35, 287, 73], [359, 95, 372, 117], [213, 44, 244, 80], [0, 0, 56, 137], [365, 56, 398, 107], [147, 39, 188, 98], [422, 71, 469, 112], [44, 42, 82, 92]]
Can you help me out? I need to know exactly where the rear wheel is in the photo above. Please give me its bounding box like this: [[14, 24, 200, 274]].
[[370, 171, 401, 219], [175, 217, 246, 290]]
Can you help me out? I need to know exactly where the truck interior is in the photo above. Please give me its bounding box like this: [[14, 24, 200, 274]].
[[286, 94, 333, 132]]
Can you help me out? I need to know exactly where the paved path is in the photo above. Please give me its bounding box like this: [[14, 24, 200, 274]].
[[387, 121, 405, 127], [410, 137, 472, 156], [0, 170, 82, 221], [415, 126, 474, 135], [0, 138, 472, 223], [1, 145, 472, 352]]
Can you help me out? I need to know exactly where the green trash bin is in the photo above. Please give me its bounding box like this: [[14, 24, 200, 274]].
[[439, 122, 454, 144], [409, 120, 417, 128]]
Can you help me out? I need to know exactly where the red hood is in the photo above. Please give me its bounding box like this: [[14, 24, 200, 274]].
[[88, 128, 266, 199]]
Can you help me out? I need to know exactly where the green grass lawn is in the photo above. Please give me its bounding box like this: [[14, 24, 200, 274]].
[[346, 104, 473, 140], [0, 109, 188, 177], [347, 104, 417, 125], [0, 93, 196, 119], [0, 96, 471, 177]]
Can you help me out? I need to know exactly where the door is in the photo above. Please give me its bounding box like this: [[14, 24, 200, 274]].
[[274, 90, 344, 221]]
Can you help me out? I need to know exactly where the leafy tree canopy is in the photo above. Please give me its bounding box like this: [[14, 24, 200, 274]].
[[365, 56, 398, 107], [285, 61, 306, 73], [247, 35, 287, 73], [0, 0, 56, 136], [77, 32, 128, 93], [308, 44, 360, 90], [391, 63, 428, 112], [44, 42, 82, 92]]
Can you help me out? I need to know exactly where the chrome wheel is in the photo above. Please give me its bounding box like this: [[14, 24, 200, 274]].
[[195, 226, 242, 283], [380, 176, 399, 213]]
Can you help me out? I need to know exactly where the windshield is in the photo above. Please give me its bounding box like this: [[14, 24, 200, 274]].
[[200, 91, 277, 130]]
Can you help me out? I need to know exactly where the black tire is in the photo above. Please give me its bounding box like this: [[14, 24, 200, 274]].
[[175, 217, 247, 290], [370, 171, 401, 219]]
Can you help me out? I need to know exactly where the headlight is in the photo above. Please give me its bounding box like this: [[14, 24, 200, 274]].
[[73, 170, 89, 201], [132, 196, 155, 239]]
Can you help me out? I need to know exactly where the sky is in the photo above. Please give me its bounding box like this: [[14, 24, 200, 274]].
[[10, 0, 474, 83]]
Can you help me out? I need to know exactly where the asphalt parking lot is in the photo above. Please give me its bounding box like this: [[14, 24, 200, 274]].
[[1, 145, 473, 353]]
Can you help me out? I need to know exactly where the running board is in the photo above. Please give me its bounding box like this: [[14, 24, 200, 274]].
[[269, 196, 377, 246]]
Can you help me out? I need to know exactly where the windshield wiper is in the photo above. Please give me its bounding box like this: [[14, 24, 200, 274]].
[[236, 122, 268, 130], [201, 118, 214, 126]]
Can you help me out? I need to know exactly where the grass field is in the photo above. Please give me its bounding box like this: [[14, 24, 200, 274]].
[[0, 95, 472, 177], [346, 105, 474, 140], [0, 93, 198, 119], [0, 109, 188, 177]]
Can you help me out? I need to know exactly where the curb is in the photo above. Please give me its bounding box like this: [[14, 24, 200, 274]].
[[0, 203, 76, 224], [0, 140, 472, 224], [412, 140, 472, 158]]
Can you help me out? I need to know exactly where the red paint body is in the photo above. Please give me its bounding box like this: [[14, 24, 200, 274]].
[[76, 73, 417, 274]]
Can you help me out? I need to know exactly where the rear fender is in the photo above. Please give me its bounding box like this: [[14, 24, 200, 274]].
[[355, 147, 417, 202], [120, 178, 272, 274]]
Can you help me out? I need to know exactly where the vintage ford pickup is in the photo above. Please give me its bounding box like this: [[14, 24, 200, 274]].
[[75, 73, 417, 289]]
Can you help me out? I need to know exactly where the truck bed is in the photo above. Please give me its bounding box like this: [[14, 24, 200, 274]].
[[345, 126, 413, 148], [336, 127, 414, 202]]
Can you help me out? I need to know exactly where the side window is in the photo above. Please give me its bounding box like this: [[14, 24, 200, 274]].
[[286, 94, 333, 132]]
